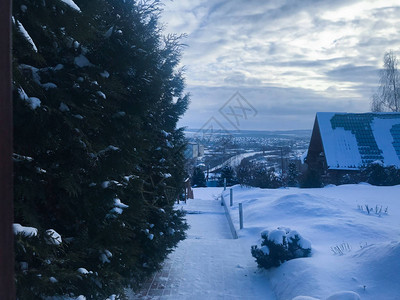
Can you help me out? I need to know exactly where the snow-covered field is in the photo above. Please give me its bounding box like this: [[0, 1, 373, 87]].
[[194, 184, 400, 300]]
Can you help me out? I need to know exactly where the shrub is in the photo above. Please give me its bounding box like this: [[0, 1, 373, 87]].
[[251, 227, 311, 269], [287, 162, 299, 187], [236, 160, 282, 188], [218, 165, 238, 187], [192, 166, 207, 187]]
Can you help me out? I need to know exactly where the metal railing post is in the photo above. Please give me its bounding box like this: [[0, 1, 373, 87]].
[[239, 203, 243, 229]]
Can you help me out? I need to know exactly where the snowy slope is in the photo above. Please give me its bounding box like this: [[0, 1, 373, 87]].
[[206, 184, 400, 300]]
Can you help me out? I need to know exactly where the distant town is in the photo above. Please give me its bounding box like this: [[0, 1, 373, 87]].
[[184, 129, 311, 186]]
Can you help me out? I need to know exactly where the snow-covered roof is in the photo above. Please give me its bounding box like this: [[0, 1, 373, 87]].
[[316, 112, 400, 170]]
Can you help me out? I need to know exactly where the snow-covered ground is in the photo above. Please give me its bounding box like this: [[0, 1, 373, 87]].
[[208, 184, 400, 300], [132, 194, 276, 299], [133, 184, 400, 300]]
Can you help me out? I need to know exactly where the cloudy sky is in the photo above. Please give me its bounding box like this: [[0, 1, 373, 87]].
[[160, 0, 400, 131]]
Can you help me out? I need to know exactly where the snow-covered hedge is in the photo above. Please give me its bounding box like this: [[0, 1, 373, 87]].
[[251, 227, 311, 269]]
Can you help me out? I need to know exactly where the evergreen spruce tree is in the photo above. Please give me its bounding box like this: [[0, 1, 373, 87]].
[[192, 167, 206, 187], [287, 162, 299, 187], [12, 0, 189, 298], [218, 165, 237, 187]]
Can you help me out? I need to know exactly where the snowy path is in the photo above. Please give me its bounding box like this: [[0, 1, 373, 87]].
[[132, 191, 276, 300]]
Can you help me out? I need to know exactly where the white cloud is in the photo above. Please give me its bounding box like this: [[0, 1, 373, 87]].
[[160, 0, 400, 130]]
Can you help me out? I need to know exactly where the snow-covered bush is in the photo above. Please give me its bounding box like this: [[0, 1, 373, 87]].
[[251, 227, 311, 269]]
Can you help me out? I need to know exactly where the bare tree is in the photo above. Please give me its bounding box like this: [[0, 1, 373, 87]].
[[371, 50, 400, 112]]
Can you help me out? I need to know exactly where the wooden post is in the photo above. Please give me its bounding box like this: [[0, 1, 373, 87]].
[[239, 203, 243, 229], [0, 0, 15, 299], [230, 188, 233, 206]]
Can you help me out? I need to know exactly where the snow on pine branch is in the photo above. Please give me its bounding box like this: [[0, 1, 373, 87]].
[[59, 0, 81, 12], [46, 229, 62, 245], [18, 86, 41, 109], [14, 18, 38, 52], [13, 224, 38, 237], [109, 198, 129, 215]]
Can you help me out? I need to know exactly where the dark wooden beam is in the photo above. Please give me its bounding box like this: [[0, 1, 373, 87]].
[[0, 0, 15, 299]]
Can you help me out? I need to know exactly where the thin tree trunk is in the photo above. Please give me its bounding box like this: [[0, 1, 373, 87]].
[[0, 0, 15, 299]]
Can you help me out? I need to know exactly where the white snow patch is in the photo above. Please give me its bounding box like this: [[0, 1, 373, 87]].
[[13, 153, 33, 162], [46, 229, 62, 245], [19, 64, 40, 84], [74, 54, 93, 68], [27, 97, 41, 110], [36, 167, 47, 174], [104, 249, 112, 258], [15, 19, 37, 52], [100, 250, 112, 264], [18, 87, 28, 100], [114, 111, 126, 117], [54, 64, 64, 71], [60, 0, 81, 12], [161, 130, 170, 137], [59, 102, 70, 112], [97, 91, 106, 99], [114, 198, 129, 209], [111, 207, 123, 214], [49, 277, 58, 283], [77, 268, 89, 274], [108, 145, 119, 151], [42, 82, 57, 89], [100, 70, 110, 78], [124, 175, 138, 181], [326, 291, 361, 300], [260, 245, 270, 255], [104, 26, 114, 38], [326, 127, 362, 169], [97, 145, 120, 156], [268, 228, 286, 244], [371, 117, 400, 167], [102, 180, 122, 188], [13, 224, 38, 237]]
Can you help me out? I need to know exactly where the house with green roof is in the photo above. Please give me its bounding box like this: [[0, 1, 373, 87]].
[[306, 112, 400, 173]]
